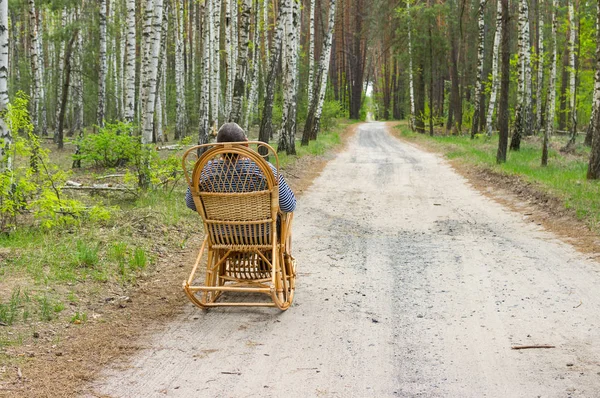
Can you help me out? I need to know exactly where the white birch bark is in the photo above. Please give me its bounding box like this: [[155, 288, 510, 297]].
[[139, 0, 155, 122], [278, 0, 300, 154], [587, 9, 600, 144], [535, 0, 544, 132], [110, 2, 120, 119], [230, 0, 252, 123], [28, 0, 43, 135], [0, 0, 10, 169], [523, 0, 532, 133], [244, 3, 261, 130], [155, 5, 168, 143], [141, 0, 163, 144], [54, 8, 66, 136], [119, 1, 126, 121], [407, 1, 415, 131], [97, 0, 108, 127], [568, 0, 576, 125], [307, 0, 316, 107], [543, 0, 558, 165], [486, 0, 502, 136], [124, 0, 136, 123], [174, 0, 186, 138], [224, 0, 233, 120], [198, 0, 210, 146], [209, 0, 221, 128], [471, 0, 486, 137], [263, 0, 269, 64], [72, 6, 83, 134], [314, 0, 336, 122]]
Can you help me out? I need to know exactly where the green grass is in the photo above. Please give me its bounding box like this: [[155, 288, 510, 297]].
[[395, 124, 600, 231], [0, 118, 353, 331]]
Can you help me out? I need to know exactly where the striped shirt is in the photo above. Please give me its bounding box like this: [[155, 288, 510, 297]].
[[185, 159, 296, 213]]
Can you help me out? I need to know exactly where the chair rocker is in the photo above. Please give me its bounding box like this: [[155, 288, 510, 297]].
[[182, 142, 296, 310]]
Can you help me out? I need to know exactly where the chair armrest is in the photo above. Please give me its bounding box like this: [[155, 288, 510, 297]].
[[279, 212, 294, 243]]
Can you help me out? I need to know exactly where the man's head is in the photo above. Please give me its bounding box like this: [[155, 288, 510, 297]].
[[216, 123, 247, 143]]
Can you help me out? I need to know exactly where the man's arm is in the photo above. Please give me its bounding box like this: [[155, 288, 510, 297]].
[[185, 187, 197, 211]]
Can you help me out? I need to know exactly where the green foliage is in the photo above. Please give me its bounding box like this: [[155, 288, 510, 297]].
[[74, 240, 100, 268], [72, 121, 139, 168], [320, 100, 343, 131]]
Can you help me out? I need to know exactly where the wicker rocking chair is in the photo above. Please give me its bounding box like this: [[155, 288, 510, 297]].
[[181, 142, 296, 310]]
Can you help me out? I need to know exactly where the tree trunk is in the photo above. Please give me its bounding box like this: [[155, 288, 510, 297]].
[[407, 1, 415, 130], [587, 1, 600, 178], [302, 0, 336, 145], [447, 35, 460, 134], [57, 30, 78, 150], [0, 0, 10, 170], [558, 38, 570, 130], [54, 8, 66, 139], [278, 0, 299, 155], [28, 0, 44, 136], [565, 0, 579, 149], [535, 0, 544, 133], [209, 0, 221, 128], [307, 0, 316, 112], [497, 0, 510, 163], [97, 0, 108, 128], [198, 0, 210, 148], [141, 0, 163, 144], [224, 0, 233, 120], [259, 0, 284, 154], [124, 0, 136, 124], [244, 1, 261, 131], [470, 0, 486, 138], [510, 0, 531, 151], [175, 0, 186, 138], [542, 0, 558, 166], [486, 0, 502, 136], [230, 0, 252, 123]]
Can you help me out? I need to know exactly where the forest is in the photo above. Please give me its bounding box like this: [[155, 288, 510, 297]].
[[2, 0, 600, 393]]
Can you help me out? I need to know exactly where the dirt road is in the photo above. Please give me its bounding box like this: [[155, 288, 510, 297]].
[[92, 123, 600, 397]]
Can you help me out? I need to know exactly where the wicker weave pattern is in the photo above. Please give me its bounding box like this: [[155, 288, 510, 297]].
[[182, 142, 295, 310]]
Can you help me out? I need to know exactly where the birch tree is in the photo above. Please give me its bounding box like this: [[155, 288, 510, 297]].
[[97, 0, 108, 127], [259, 0, 285, 149], [496, 0, 510, 163], [141, 0, 163, 144], [174, 0, 186, 138], [510, 0, 531, 151], [0, 0, 9, 169], [244, 2, 261, 130], [54, 8, 66, 138], [302, 0, 336, 145], [542, 0, 558, 166], [307, 0, 316, 109], [535, 0, 544, 133], [407, 0, 416, 130], [565, 0, 579, 149], [585, 9, 599, 147], [198, 0, 211, 147], [209, 0, 221, 128], [224, 0, 233, 120], [470, 0, 486, 138], [587, 2, 600, 178], [139, 0, 155, 122], [124, 0, 136, 123], [486, 0, 502, 137], [230, 0, 252, 123], [278, 0, 299, 155], [28, 0, 46, 136]]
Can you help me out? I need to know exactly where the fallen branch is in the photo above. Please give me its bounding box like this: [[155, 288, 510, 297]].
[[62, 186, 132, 192], [95, 174, 126, 180], [511, 345, 555, 350], [573, 300, 583, 308], [157, 145, 183, 151]]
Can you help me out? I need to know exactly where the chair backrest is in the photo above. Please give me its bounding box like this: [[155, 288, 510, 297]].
[[182, 142, 280, 248]]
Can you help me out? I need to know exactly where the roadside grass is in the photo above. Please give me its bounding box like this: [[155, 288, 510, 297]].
[[0, 118, 354, 352], [394, 124, 600, 231]]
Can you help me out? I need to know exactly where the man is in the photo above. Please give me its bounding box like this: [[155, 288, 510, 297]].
[[185, 122, 296, 214]]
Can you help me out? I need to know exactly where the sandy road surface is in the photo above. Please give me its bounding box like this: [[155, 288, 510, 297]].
[[92, 123, 600, 397]]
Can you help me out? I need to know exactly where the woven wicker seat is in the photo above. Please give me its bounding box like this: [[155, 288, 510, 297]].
[[182, 142, 296, 310]]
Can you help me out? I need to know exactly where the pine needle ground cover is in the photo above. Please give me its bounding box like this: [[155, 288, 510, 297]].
[[394, 123, 600, 233]]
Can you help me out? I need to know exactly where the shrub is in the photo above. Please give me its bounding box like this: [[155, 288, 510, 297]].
[[72, 122, 139, 168]]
